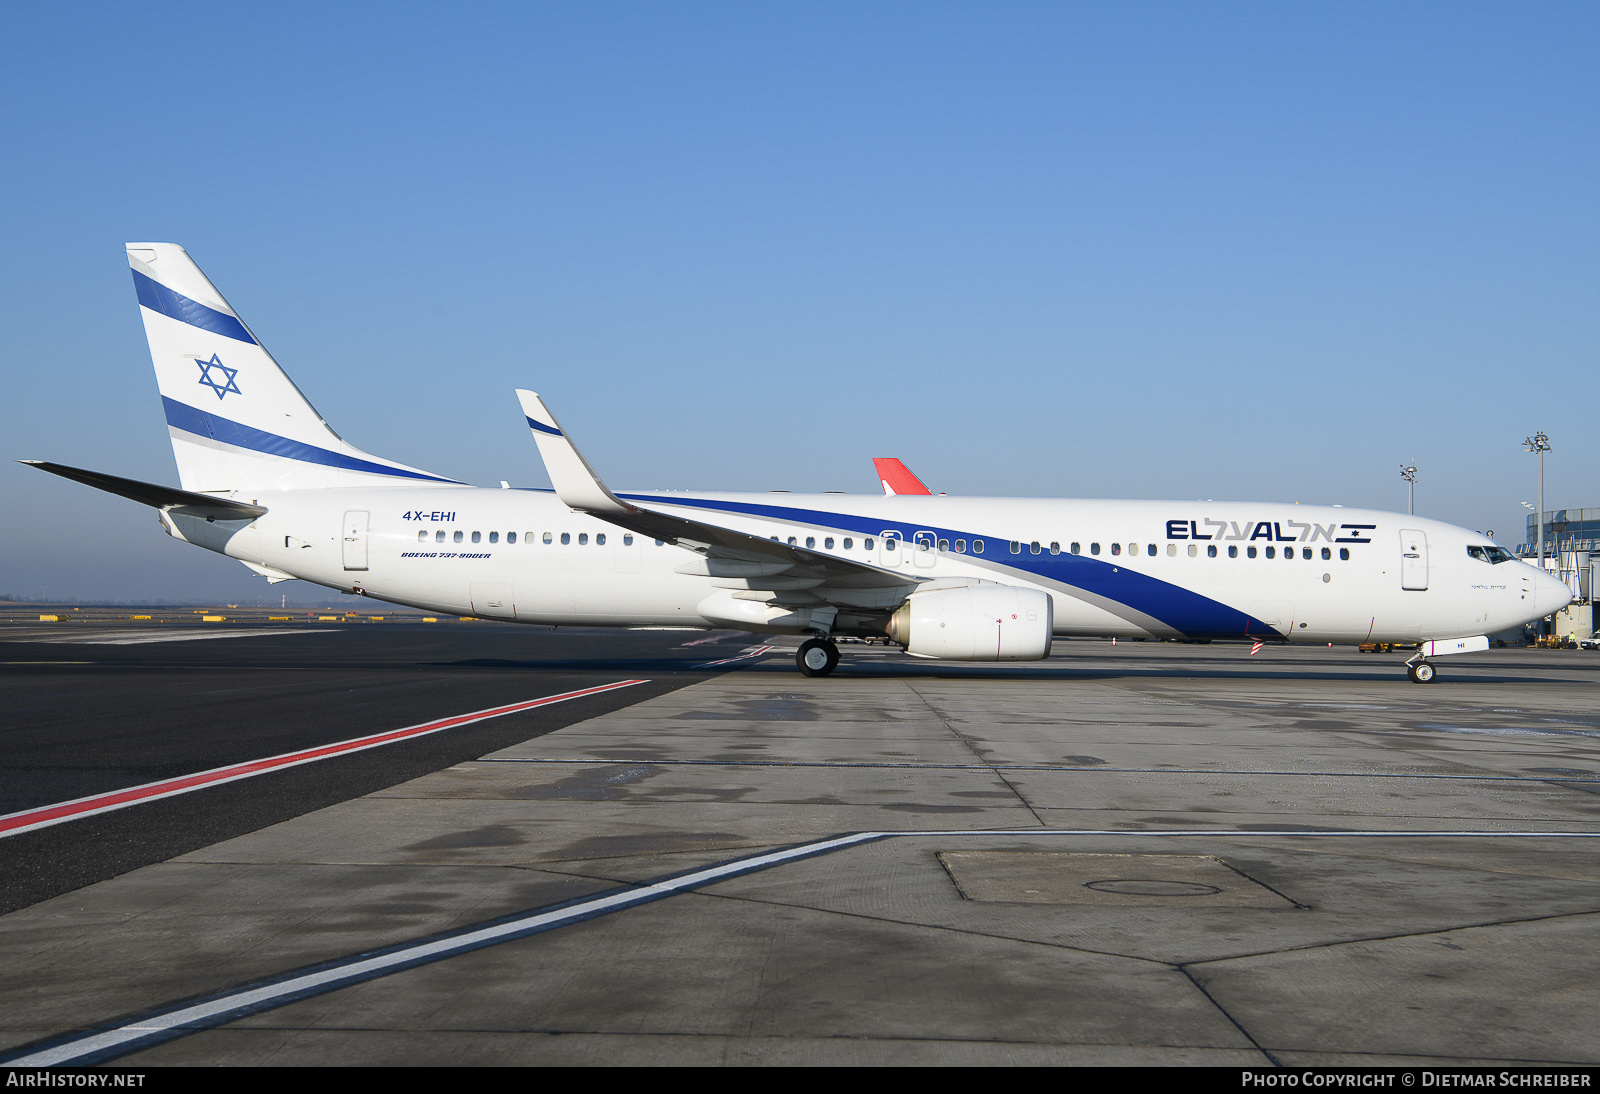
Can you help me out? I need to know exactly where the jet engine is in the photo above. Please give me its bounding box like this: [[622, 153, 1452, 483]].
[[886, 585, 1053, 661]]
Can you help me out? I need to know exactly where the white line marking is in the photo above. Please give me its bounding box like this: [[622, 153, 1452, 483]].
[[20, 628, 324, 645], [0, 680, 647, 839], [697, 644, 775, 668], [7, 826, 1597, 1067]]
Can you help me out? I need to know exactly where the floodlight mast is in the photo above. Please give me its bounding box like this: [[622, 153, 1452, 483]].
[[1399, 464, 1418, 515], [1524, 432, 1551, 572]]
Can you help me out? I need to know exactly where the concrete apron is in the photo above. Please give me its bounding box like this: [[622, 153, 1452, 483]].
[[3, 644, 1600, 1066]]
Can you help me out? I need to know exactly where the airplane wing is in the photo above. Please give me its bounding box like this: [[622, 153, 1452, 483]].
[[516, 391, 917, 605], [19, 461, 268, 519], [872, 458, 932, 496]]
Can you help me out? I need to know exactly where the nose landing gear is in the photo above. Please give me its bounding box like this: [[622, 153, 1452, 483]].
[[797, 637, 840, 677]]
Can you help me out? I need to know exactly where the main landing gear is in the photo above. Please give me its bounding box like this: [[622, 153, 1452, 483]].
[[1406, 658, 1437, 684], [797, 637, 840, 677]]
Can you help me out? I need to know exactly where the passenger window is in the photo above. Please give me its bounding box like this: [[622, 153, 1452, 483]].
[[1228, 545, 1238, 558], [844, 537, 853, 549], [1111, 543, 1121, 556], [1187, 544, 1197, 557], [1340, 548, 1349, 560], [454, 530, 464, 544], [1321, 547, 1330, 560], [578, 533, 588, 545], [1010, 541, 1021, 554], [1265, 546, 1275, 559], [788, 536, 798, 546], [623, 534, 633, 546], [1247, 546, 1257, 558], [1302, 547, 1311, 560], [1128, 543, 1138, 555], [1208, 544, 1218, 558], [1166, 543, 1176, 557], [1091, 543, 1101, 555], [1147, 544, 1157, 557], [542, 532, 552, 544], [489, 532, 499, 544], [508, 533, 517, 544], [865, 537, 875, 550], [470, 531, 481, 544], [417, 530, 427, 542], [655, 539, 664, 546], [1030, 541, 1041, 554], [825, 537, 834, 549], [436, 530, 445, 543], [954, 539, 966, 553], [938, 538, 949, 551], [560, 533, 570, 545], [1071, 542, 1081, 554], [806, 537, 815, 549], [596, 533, 606, 545], [1049, 541, 1060, 555], [972, 540, 983, 554]]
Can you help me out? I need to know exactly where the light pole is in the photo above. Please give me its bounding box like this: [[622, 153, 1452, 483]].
[[1524, 432, 1551, 571], [1399, 464, 1418, 515]]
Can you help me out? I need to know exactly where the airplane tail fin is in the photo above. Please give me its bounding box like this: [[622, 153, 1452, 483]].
[[127, 243, 460, 493], [873, 458, 932, 496]]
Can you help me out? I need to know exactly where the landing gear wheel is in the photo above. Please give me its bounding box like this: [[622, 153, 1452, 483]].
[[1407, 661, 1437, 684], [797, 638, 840, 677]]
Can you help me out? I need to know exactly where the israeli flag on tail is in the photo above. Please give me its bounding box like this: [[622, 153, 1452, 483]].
[[127, 243, 461, 493]]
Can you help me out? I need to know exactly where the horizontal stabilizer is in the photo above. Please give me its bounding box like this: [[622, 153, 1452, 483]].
[[19, 461, 267, 519]]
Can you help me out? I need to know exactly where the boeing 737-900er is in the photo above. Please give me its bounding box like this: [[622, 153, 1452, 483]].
[[23, 244, 1573, 681]]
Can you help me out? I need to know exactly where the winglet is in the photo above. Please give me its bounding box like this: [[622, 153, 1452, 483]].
[[515, 391, 634, 515], [873, 458, 932, 496]]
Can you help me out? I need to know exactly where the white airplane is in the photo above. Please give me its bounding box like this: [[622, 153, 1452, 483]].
[[24, 244, 1572, 682]]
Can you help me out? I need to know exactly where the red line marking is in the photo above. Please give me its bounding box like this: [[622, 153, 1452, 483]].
[[0, 679, 647, 840]]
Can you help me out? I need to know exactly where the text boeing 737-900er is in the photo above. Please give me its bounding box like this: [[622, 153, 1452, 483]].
[[23, 244, 1572, 681]]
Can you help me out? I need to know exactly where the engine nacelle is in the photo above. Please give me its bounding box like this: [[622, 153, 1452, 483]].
[[886, 585, 1053, 661]]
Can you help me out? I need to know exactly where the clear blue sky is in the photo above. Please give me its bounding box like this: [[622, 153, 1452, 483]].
[[3, 1, 1595, 602]]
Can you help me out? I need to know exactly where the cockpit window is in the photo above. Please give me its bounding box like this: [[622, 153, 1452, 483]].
[[1467, 545, 1516, 564]]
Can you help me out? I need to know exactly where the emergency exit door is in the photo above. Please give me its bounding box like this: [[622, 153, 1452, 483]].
[[1400, 528, 1428, 590], [342, 510, 369, 571]]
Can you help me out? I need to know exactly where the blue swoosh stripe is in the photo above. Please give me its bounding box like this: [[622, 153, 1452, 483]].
[[526, 418, 563, 436], [616, 492, 1276, 639], [163, 398, 463, 483], [132, 270, 257, 345]]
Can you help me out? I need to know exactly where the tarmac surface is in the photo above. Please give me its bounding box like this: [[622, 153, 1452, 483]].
[[2, 625, 1599, 1066]]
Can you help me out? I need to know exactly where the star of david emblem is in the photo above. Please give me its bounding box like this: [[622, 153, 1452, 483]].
[[195, 353, 241, 400]]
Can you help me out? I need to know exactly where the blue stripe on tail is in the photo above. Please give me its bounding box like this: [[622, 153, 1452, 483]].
[[132, 270, 257, 345], [163, 398, 464, 483]]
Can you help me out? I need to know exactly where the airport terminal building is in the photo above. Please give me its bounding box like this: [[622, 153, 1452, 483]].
[[1518, 506, 1597, 637]]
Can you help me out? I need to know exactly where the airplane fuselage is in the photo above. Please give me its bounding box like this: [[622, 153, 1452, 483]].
[[170, 486, 1550, 644]]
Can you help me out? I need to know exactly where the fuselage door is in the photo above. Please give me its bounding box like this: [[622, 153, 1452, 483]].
[[342, 510, 369, 571], [1400, 529, 1428, 591], [879, 531, 903, 567], [912, 531, 937, 569]]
